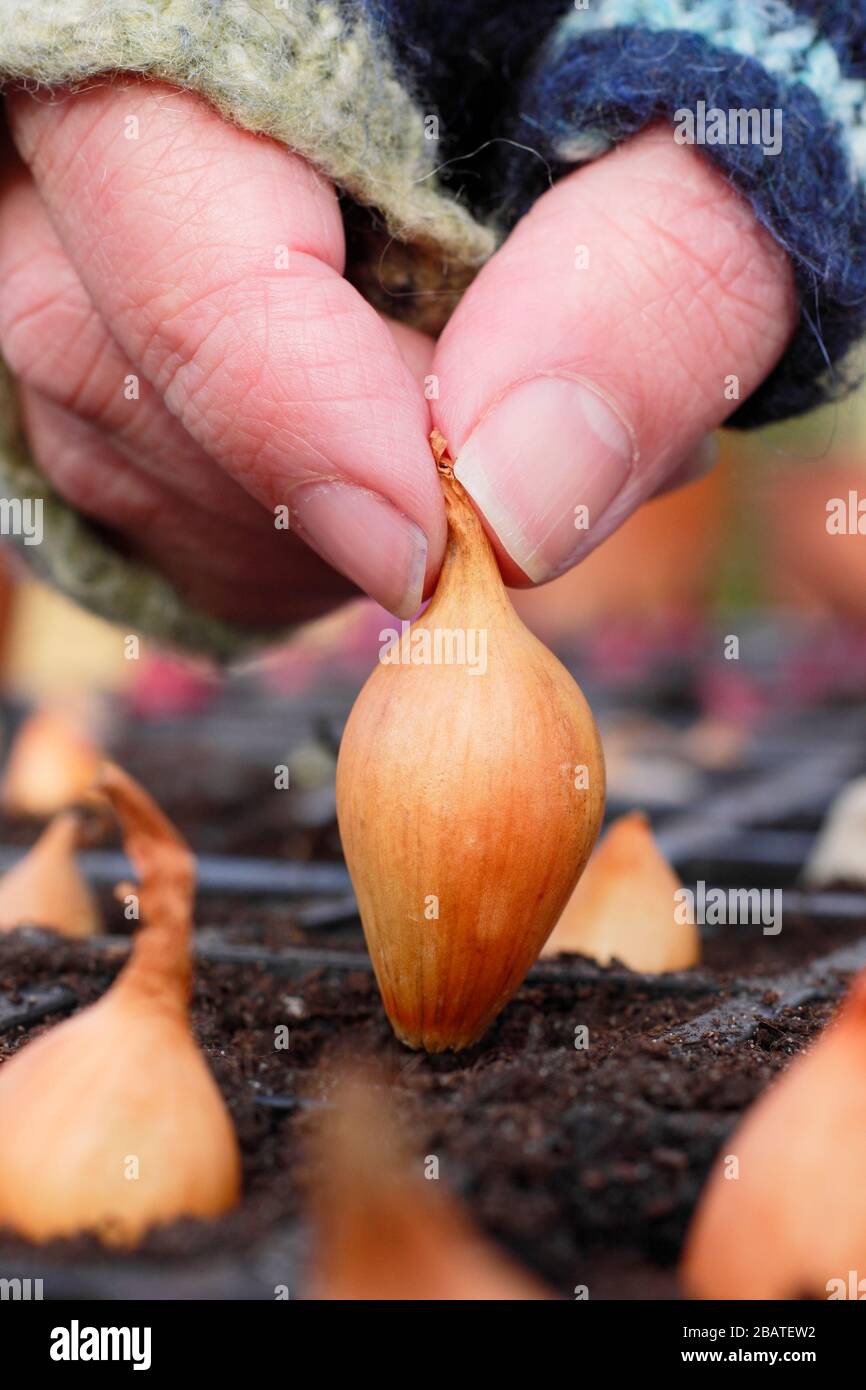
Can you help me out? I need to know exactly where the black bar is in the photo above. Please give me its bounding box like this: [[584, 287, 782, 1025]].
[[1, 1298, 859, 1371]]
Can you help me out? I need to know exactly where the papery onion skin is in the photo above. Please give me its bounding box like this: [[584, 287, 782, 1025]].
[[0, 763, 240, 1246], [1, 707, 101, 818], [0, 811, 101, 938], [542, 811, 700, 972], [337, 441, 605, 1052], [0, 988, 240, 1244]]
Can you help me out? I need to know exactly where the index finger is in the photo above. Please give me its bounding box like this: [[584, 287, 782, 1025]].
[[6, 79, 445, 615]]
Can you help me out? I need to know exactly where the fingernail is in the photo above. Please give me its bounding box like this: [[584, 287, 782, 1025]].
[[289, 481, 428, 617], [454, 376, 635, 581]]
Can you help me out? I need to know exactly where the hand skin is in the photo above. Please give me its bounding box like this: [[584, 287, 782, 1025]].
[[0, 82, 797, 628]]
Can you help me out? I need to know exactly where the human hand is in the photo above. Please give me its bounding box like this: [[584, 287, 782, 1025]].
[[0, 80, 445, 628], [0, 87, 797, 628]]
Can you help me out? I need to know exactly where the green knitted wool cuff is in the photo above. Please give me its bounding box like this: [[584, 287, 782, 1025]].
[[0, 365, 268, 660], [0, 0, 497, 658]]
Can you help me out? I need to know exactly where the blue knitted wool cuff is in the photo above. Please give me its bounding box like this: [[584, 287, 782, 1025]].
[[504, 0, 866, 427]]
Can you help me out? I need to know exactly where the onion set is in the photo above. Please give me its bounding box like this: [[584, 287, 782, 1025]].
[[682, 968, 866, 1299], [0, 762, 241, 1245], [803, 775, 866, 888], [0, 811, 100, 938], [309, 1070, 547, 1300], [336, 432, 605, 1051], [1, 706, 102, 818], [542, 811, 700, 972]]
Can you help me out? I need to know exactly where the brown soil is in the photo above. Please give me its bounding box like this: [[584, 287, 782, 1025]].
[[0, 905, 860, 1300]]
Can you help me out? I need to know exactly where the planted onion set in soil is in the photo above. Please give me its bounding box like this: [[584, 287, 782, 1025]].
[[0, 515, 865, 1294], [0, 905, 862, 1297]]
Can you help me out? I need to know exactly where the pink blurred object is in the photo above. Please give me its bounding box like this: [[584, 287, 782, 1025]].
[[258, 600, 390, 694], [697, 667, 767, 725], [585, 614, 706, 683], [584, 622, 658, 682], [127, 654, 219, 720]]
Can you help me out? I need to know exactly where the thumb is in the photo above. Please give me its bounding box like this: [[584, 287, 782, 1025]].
[[431, 124, 797, 585]]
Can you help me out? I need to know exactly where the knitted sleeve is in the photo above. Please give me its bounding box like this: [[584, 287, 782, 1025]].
[[493, 0, 866, 428], [0, 0, 863, 654], [377, 0, 866, 428]]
